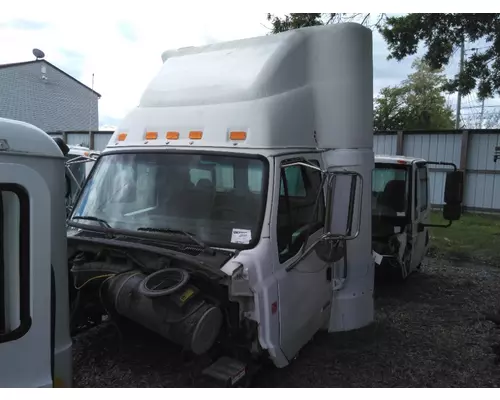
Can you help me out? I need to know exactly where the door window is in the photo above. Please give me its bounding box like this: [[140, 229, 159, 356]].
[[372, 165, 409, 216], [415, 165, 429, 212], [276, 160, 325, 263], [0, 185, 31, 342]]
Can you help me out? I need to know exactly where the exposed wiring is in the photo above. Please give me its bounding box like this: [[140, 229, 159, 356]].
[[74, 273, 116, 290], [96, 270, 140, 346]]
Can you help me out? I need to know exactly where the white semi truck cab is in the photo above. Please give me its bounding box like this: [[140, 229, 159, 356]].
[[372, 155, 464, 280], [0, 118, 72, 388], [66, 23, 374, 379], [3, 22, 378, 387]]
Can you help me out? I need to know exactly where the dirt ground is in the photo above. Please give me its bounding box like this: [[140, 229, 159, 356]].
[[73, 257, 500, 388]]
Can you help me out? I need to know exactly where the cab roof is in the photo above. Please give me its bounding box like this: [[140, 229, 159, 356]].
[[108, 23, 373, 152], [0, 117, 64, 158], [375, 154, 426, 165]]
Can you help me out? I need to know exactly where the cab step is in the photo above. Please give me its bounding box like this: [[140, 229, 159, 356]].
[[201, 356, 250, 387]]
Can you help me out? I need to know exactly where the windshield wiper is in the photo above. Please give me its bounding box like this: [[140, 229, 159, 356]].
[[137, 227, 214, 255], [72, 215, 112, 228]]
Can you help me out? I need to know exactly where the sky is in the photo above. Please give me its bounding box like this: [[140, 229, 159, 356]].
[[1, 5, 498, 130]]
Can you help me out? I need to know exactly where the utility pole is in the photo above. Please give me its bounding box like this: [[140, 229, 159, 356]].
[[479, 98, 485, 128], [89, 73, 94, 149], [455, 39, 465, 130]]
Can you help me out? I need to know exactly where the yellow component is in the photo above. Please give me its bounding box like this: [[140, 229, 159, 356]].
[[229, 131, 247, 141], [179, 288, 195, 303], [145, 131, 158, 140], [166, 131, 180, 140], [117, 133, 127, 141], [189, 131, 203, 140], [53, 377, 66, 388]]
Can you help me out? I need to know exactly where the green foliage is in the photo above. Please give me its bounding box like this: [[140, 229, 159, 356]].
[[374, 59, 456, 130], [266, 13, 324, 33], [264, 13, 461, 130], [266, 13, 385, 34], [379, 13, 500, 99], [429, 210, 500, 264]]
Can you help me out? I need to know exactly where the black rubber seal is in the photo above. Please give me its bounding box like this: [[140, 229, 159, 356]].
[[138, 268, 190, 298]]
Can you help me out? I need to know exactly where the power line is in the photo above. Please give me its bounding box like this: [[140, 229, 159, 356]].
[[480, 98, 485, 127], [466, 45, 490, 52], [462, 104, 500, 109]]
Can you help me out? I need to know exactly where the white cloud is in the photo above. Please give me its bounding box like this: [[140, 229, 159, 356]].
[[2, 4, 499, 127], [0, 1, 271, 126]]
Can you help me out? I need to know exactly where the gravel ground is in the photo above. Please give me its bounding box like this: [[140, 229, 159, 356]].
[[73, 257, 500, 387]]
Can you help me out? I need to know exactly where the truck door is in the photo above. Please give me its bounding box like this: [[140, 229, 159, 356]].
[[412, 162, 430, 269], [0, 164, 53, 388], [272, 155, 332, 361]]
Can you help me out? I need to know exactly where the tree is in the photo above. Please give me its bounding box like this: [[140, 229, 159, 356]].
[[266, 13, 386, 34], [482, 112, 500, 129], [379, 13, 500, 100], [374, 58, 456, 131], [463, 109, 500, 129]]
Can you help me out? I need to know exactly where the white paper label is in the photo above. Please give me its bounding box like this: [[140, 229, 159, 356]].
[[372, 250, 383, 265], [397, 212, 405, 217], [231, 228, 252, 244], [394, 226, 401, 233]]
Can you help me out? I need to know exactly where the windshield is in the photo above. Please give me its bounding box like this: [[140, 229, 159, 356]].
[[372, 163, 409, 217], [70, 152, 268, 249]]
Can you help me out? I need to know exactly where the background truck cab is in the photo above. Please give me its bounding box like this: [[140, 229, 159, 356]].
[[64, 145, 99, 215], [372, 155, 464, 280]]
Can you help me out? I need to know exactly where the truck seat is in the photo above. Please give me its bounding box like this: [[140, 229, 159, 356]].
[[193, 178, 216, 218], [378, 179, 406, 213]]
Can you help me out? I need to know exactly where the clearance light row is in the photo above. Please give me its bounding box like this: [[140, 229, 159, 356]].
[[116, 131, 248, 142]]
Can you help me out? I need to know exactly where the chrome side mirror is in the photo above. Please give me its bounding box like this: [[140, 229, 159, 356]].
[[323, 170, 363, 240]]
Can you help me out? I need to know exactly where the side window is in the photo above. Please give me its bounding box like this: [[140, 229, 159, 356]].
[[418, 166, 429, 211], [415, 165, 429, 212], [66, 155, 86, 203], [191, 159, 264, 194], [192, 163, 235, 192], [276, 159, 324, 263], [190, 168, 213, 185], [248, 162, 264, 194], [136, 164, 158, 208], [308, 160, 325, 223], [215, 164, 234, 192], [0, 185, 30, 342], [280, 166, 306, 197]]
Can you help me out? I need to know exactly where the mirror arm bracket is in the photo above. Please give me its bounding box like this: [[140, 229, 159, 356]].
[[285, 236, 325, 272], [285, 232, 336, 272], [418, 221, 452, 230]]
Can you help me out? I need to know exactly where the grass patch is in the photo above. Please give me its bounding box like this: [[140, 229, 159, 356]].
[[428, 210, 500, 265]]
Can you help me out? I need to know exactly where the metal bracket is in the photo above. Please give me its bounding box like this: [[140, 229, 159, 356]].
[[0, 139, 10, 151]]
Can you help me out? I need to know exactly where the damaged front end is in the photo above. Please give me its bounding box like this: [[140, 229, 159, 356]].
[[67, 231, 259, 360], [372, 217, 412, 280]]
